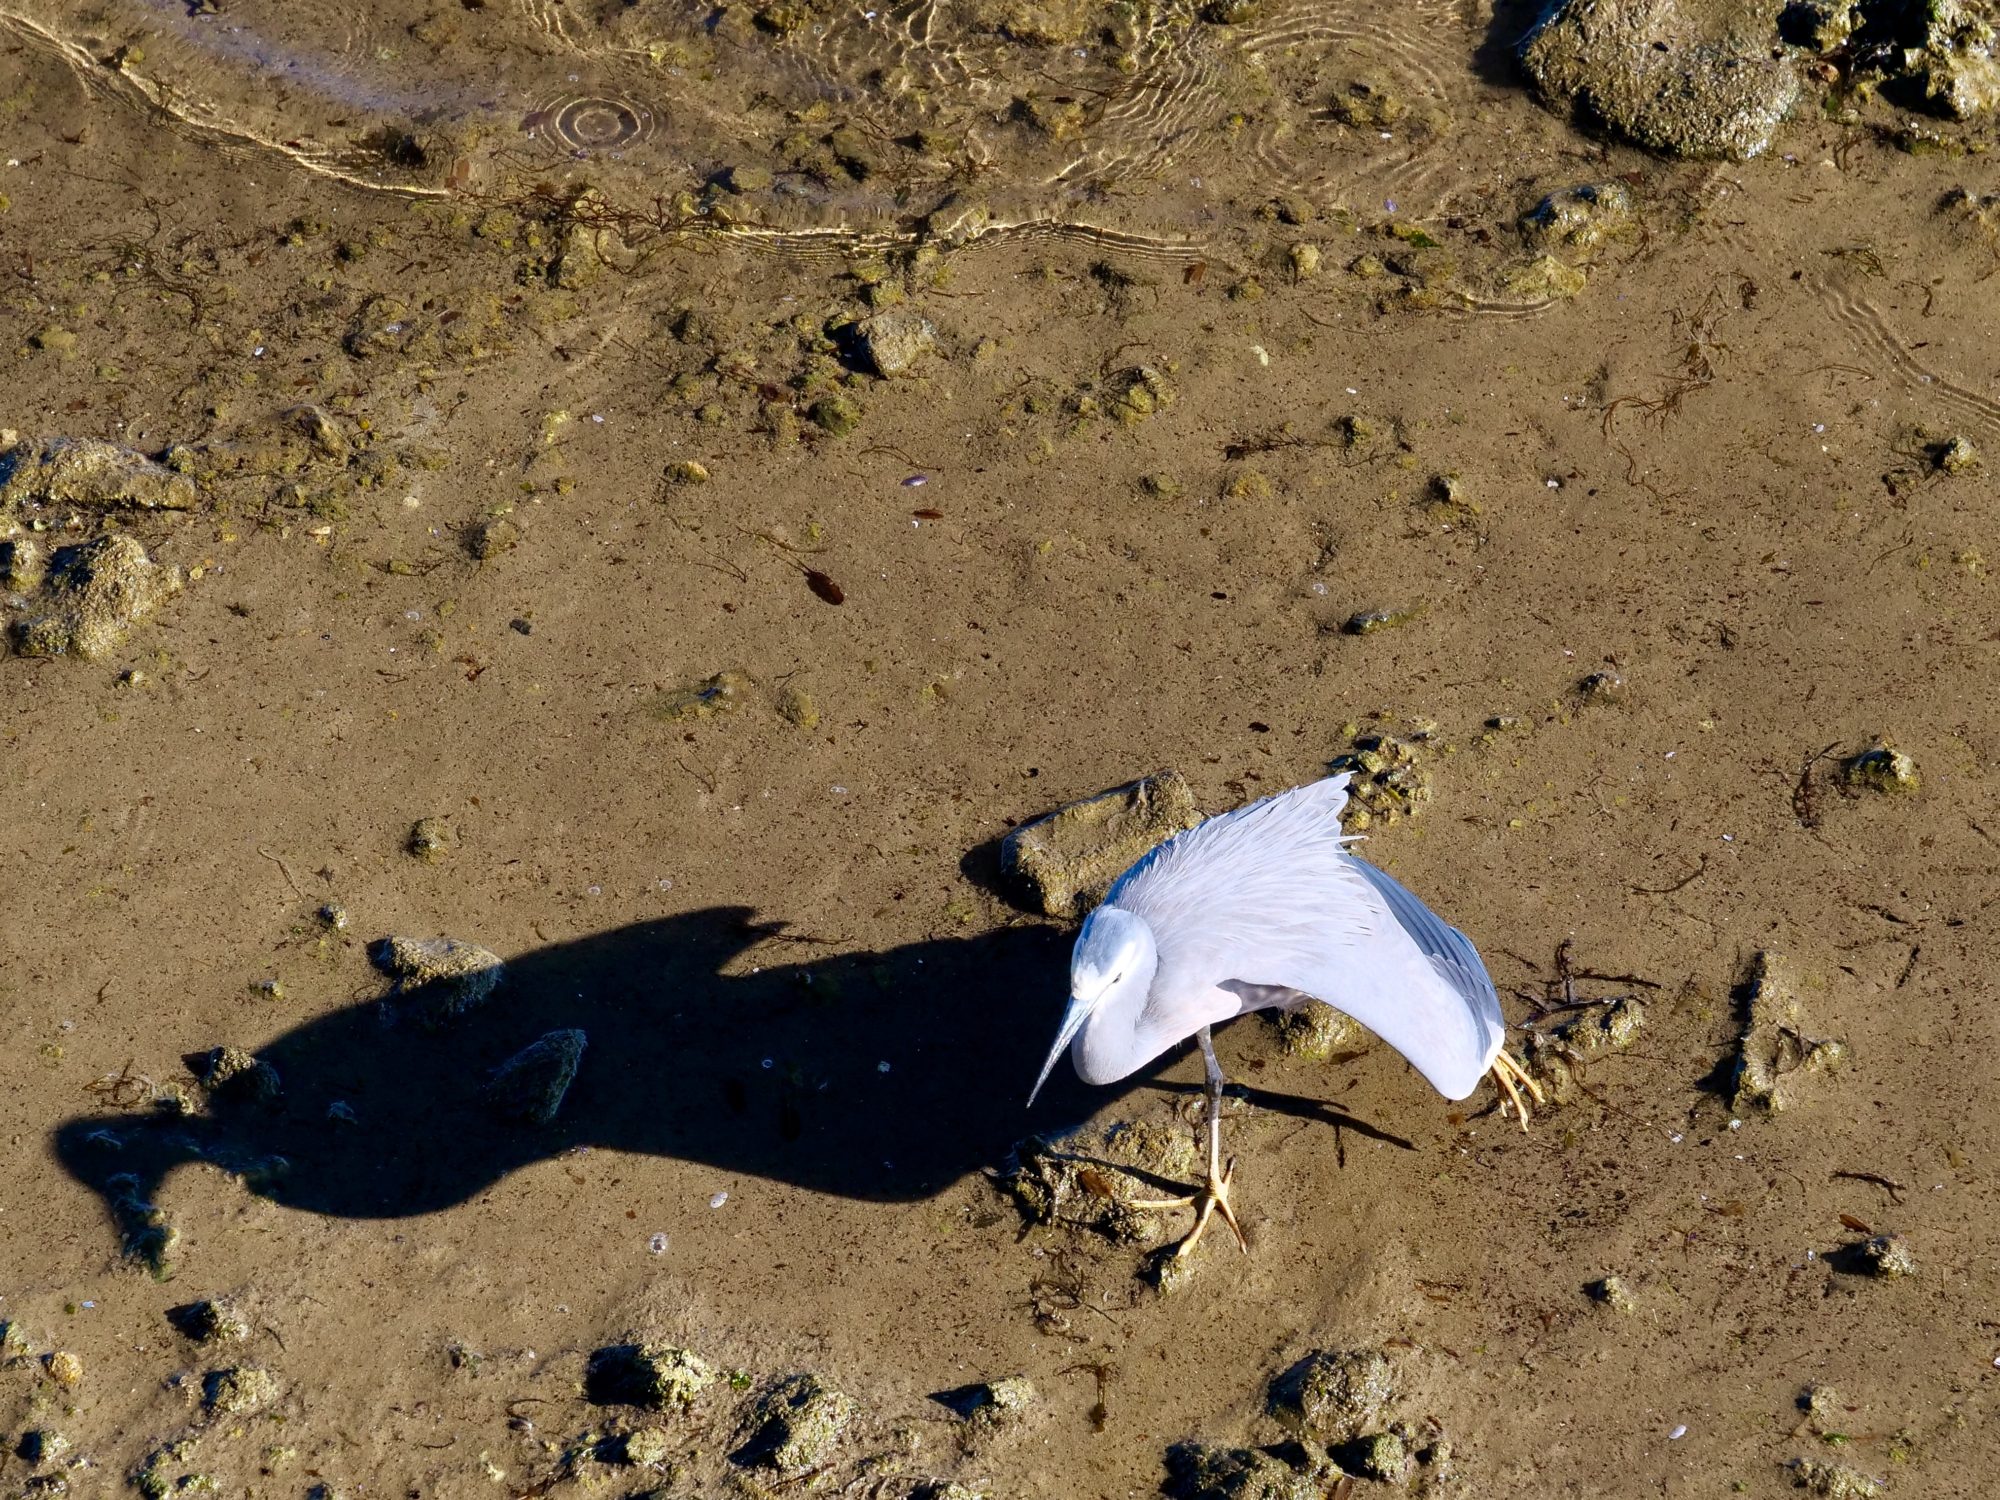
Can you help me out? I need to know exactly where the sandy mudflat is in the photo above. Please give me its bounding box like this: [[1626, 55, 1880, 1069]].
[[3, 1, 1999, 1495]]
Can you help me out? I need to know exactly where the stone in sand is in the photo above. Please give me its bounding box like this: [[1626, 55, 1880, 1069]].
[[1267, 1348, 1394, 1445], [466, 517, 520, 559], [1838, 743, 1919, 795], [1001, 770, 1201, 919], [1334, 1429, 1410, 1483], [585, 1343, 716, 1409], [858, 309, 938, 377], [1861, 1232, 1917, 1278], [1263, 999, 1363, 1060], [1328, 730, 1432, 830], [1520, 182, 1639, 257], [1523, 994, 1647, 1103], [935, 1375, 1035, 1428], [486, 1029, 587, 1124], [1789, 1457, 1885, 1497], [1521, 0, 1801, 160], [203, 1365, 281, 1415], [15, 1428, 68, 1467], [1586, 1274, 1639, 1312], [733, 1373, 859, 1471], [1730, 951, 1848, 1114], [1005, 1118, 1199, 1245], [188, 1046, 282, 1105], [371, 935, 505, 1028], [650, 670, 753, 723], [167, 1299, 251, 1344], [12, 534, 184, 658], [1162, 1440, 1323, 1500], [406, 817, 457, 862], [0, 436, 196, 514]]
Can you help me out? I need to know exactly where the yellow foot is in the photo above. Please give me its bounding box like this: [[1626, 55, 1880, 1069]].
[[1129, 1158, 1248, 1260], [1489, 1049, 1549, 1132]]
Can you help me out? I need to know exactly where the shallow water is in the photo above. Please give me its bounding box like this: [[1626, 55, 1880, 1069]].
[[4, 2, 2000, 1496]]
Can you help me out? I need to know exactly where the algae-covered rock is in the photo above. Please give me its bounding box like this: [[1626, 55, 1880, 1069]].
[[721, 163, 774, 193], [1908, 0, 2000, 118], [1, 536, 45, 589], [203, 1365, 281, 1415], [585, 1343, 716, 1409], [621, 1426, 675, 1466], [1000, 769, 1201, 919], [1267, 1348, 1394, 1445], [1161, 1440, 1322, 1500], [1005, 1120, 1199, 1243], [1838, 743, 1919, 795], [1931, 432, 1980, 473], [1861, 1231, 1917, 1278], [0, 436, 196, 514], [486, 1029, 586, 1124], [406, 817, 457, 862], [1498, 253, 1590, 301], [1325, 74, 1411, 127], [859, 309, 938, 377], [733, 1373, 858, 1471], [1523, 994, 1647, 1102], [164, 406, 349, 484], [188, 1045, 282, 1105], [466, 517, 521, 559], [1586, 1274, 1639, 1312], [1801, 1381, 1846, 1430], [371, 935, 505, 1027], [1522, 0, 1802, 159], [15, 1428, 68, 1467], [1341, 604, 1421, 635], [12, 534, 183, 658], [935, 1375, 1035, 1428], [649, 670, 753, 723], [167, 1298, 250, 1344], [1789, 1457, 1885, 1497], [1333, 1429, 1409, 1483], [44, 1350, 82, 1389], [778, 684, 820, 730], [1520, 182, 1639, 256], [1327, 731, 1431, 830], [1730, 951, 1848, 1114], [1262, 999, 1363, 1061], [809, 393, 862, 436], [1578, 667, 1627, 702]]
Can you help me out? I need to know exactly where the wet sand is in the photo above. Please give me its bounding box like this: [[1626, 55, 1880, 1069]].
[[3, 1, 2000, 1495]]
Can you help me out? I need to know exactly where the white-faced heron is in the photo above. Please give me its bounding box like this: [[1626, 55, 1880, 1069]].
[[1028, 773, 1542, 1260]]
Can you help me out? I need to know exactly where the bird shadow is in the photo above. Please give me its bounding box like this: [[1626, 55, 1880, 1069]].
[[52, 906, 1119, 1262], [1150, 1078, 1418, 1153], [53, 907, 1428, 1267]]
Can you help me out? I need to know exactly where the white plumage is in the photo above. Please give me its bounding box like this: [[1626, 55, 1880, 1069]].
[[1033, 774, 1504, 1101], [1028, 774, 1536, 1262]]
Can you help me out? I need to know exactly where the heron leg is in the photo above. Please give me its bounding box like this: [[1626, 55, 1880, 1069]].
[[1128, 1026, 1247, 1258], [1488, 1048, 1548, 1132]]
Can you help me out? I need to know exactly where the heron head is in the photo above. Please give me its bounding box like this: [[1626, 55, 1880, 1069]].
[[1026, 905, 1158, 1106]]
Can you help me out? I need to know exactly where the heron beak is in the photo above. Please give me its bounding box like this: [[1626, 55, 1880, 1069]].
[[1026, 994, 1092, 1108]]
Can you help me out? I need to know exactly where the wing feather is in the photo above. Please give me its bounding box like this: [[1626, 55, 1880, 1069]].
[[1109, 776, 1504, 1100]]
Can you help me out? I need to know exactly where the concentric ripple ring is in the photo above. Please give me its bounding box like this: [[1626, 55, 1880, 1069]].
[[536, 94, 654, 153]]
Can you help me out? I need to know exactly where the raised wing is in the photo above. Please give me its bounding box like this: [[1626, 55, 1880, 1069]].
[[1111, 776, 1504, 1100]]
